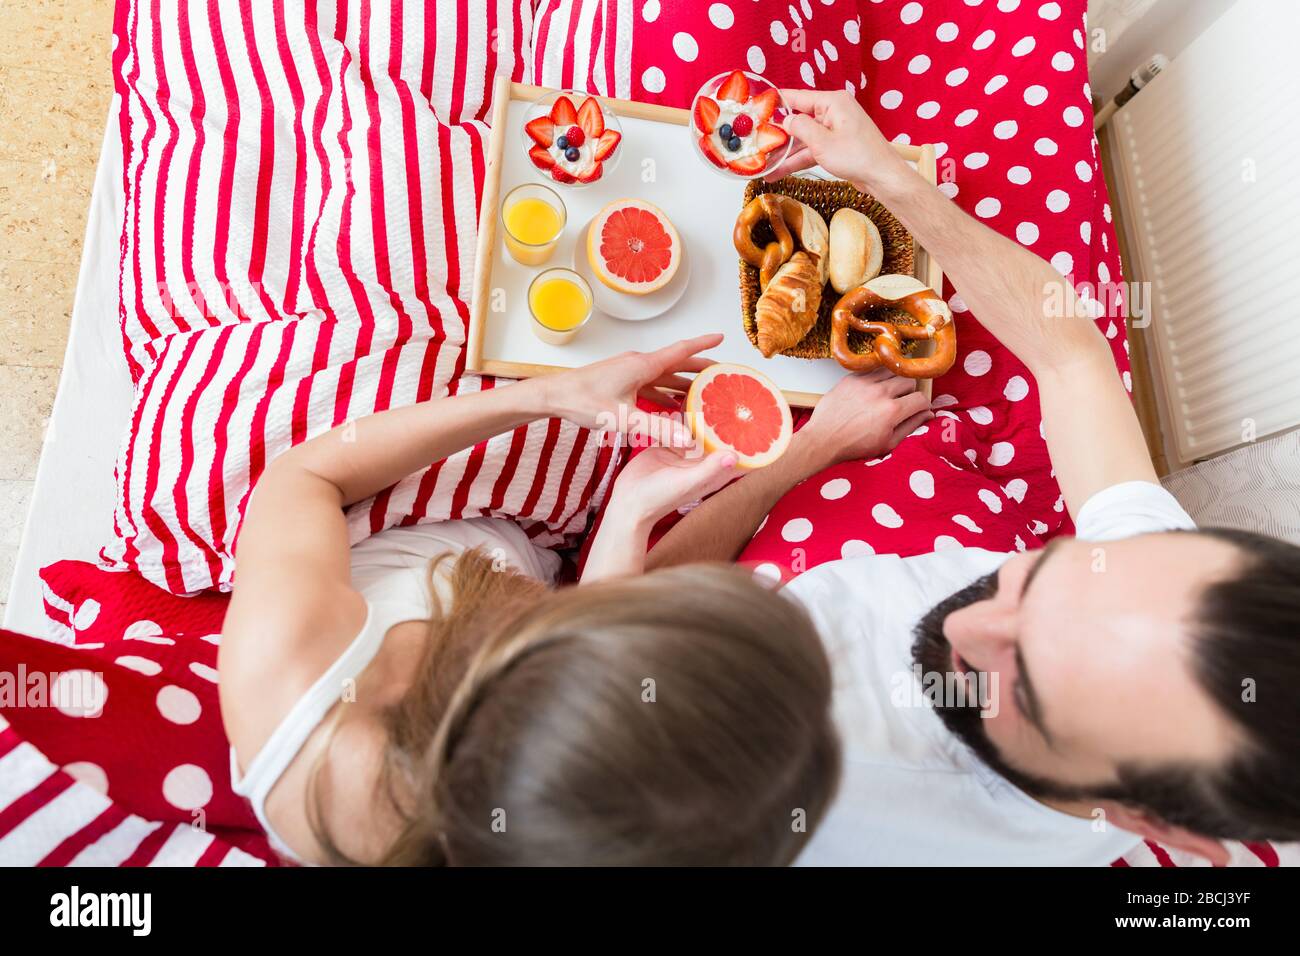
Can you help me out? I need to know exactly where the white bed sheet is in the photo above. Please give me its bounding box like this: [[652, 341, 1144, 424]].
[[2, 101, 133, 637]]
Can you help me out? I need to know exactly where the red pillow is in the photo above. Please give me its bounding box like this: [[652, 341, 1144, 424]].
[[19, 560, 278, 863], [2, 562, 276, 866]]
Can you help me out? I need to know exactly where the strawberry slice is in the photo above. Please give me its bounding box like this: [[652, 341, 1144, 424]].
[[717, 69, 749, 103], [592, 128, 621, 161], [550, 94, 578, 127], [693, 95, 721, 134], [727, 153, 767, 176], [524, 115, 555, 148], [574, 162, 603, 184], [698, 133, 727, 169], [750, 88, 780, 123], [551, 166, 577, 184], [753, 122, 789, 155], [528, 145, 556, 171], [577, 97, 605, 138]]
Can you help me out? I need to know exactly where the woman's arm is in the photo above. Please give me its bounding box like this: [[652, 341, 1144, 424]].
[[644, 368, 933, 571], [220, 336, 726, 725], [218, 379, 556, 763], [226, 379, 552, 625]]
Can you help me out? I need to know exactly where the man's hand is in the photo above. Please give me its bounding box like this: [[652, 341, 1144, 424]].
[[795, 367, 934, 473], [764, 89, 918, 199]]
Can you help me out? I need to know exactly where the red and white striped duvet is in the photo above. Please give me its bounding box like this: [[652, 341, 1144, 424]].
[[101, 0, 617, 594]]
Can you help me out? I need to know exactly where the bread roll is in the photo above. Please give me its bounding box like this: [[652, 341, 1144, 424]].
[[794, 201, 830, 286], [828, 207, 884, 294]]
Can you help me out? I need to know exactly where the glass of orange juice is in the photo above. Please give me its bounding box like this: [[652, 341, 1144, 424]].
[[502, 183, 566, 265], [528, 267, 592, 346]]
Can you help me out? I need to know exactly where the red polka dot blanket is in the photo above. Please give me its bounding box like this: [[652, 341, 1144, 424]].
[[737, 0, 1130, 574], [540, 0, 1128, 572], [8, 557, 1294, 869]]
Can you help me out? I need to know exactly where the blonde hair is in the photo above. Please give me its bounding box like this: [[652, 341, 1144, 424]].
[[310, 549, 839, 866]]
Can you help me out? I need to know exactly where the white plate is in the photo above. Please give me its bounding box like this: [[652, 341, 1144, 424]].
[[572, 216, 692, 321]]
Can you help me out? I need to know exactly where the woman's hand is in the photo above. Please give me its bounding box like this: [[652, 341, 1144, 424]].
[[763, 89, 918, 200], [537, 334, 723, 447], [581, 446, 737, 583], [607, 446, 738, 527], [793, 367, 934, 473]]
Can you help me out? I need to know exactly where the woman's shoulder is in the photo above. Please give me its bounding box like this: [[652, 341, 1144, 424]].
[[220, 580, 369, 763]]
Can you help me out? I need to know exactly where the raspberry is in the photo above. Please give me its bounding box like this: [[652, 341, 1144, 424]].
[[565, 125, 585, 147], [730, 113, 754, 137]]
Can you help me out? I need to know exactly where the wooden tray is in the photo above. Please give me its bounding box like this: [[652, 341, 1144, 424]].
[[467, 75, 944, 406]]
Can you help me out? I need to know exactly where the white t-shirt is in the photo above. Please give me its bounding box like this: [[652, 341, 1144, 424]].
[[789, 481, 1197, 866]]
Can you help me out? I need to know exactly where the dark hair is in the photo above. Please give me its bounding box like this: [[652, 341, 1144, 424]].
[[1096, 527, 1300, 840]]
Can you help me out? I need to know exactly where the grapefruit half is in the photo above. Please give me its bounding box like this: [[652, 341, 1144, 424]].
[[586, 199, 681, 296], [686, 363, 793, 470]]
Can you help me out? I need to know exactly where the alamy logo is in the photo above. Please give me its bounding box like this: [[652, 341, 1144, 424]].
[[49, 886, 151, 937], [891, 664, 1001, 718]]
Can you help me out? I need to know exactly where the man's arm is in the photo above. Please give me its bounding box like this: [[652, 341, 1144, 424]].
[[769, 90, 1156, 517], [879, 172, 1156, 516], [647, 368, 932, 569]]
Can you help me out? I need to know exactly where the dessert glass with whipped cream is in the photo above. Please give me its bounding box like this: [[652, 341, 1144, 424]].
[[523, 90, 623, 188], [690, 70, 791, 180]]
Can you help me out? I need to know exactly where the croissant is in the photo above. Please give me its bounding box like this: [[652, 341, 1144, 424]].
[[755, 251, 823, 358]]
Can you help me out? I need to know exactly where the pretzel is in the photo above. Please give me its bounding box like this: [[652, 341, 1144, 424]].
[[830, 275, 956, 379], [734, 194, 827, 289]]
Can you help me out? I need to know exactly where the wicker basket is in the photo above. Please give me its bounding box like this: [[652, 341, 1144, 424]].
[[739, 177, 917, 361]]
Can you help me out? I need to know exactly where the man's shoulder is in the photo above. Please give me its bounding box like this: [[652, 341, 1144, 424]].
[[785, 546, 1011, 616]]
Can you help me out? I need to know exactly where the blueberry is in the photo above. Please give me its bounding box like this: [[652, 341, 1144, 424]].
[[557, 134, 569, 150], [727, 135, 742, 152], [718, 123, 733, 141], [565, 146, 581, 162]]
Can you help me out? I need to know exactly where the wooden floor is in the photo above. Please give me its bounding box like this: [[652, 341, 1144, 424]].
[[0, 0, 113, 618]]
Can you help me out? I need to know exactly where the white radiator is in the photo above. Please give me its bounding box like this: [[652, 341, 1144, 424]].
[[1108, 0, 1300, 466]]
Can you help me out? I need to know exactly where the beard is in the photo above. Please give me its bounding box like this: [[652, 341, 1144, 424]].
[[910, 573, 1095, 803], [912, 570, 1255, 840]]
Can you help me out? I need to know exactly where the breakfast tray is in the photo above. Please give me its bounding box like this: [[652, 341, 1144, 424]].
[[467, 75, 943, 406]]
